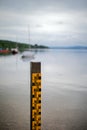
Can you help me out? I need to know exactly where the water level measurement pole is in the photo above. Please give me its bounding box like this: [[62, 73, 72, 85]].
[[30, 62, 41, 130]]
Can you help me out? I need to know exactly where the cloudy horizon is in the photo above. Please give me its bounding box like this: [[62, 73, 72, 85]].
[[0, 0, 87, 46]]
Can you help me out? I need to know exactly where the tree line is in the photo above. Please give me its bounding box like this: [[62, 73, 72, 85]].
[[0, 40, 48, 51]]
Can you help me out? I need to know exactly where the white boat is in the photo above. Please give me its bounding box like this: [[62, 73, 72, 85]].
[[21, 51, 35, 58]]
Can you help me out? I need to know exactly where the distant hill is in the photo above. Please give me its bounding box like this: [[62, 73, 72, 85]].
[[0, 40, 48, 51], [51, 46, 87, 50]]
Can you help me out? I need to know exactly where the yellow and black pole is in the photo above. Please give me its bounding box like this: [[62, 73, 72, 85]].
[[30, 62, 41, 130]]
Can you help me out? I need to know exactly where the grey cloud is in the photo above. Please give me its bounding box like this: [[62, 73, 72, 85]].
[[35, 24, 43, 28], [0, 0, 87, 14], [0, 0, 87, 46], [54, 21, 65, 25]]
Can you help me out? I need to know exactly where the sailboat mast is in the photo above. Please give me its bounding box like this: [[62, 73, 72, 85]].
[[28, 25, 30, 48]]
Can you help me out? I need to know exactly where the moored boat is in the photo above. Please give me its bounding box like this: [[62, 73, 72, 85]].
[[0, 48, 10, 54], [21, 51, 35, 61], [11, 48, 18, 55]]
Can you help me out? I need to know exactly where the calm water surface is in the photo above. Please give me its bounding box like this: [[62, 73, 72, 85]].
[[0, 49, 87, 130]]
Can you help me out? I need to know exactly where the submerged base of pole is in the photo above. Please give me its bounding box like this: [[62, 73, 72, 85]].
[[30, 62, 41, 130]]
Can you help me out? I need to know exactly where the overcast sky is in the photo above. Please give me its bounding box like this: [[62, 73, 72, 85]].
[[0, 0, 87, 46]]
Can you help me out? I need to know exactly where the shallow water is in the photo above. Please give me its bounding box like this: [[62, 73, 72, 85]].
[[0, 49, 87, 130]]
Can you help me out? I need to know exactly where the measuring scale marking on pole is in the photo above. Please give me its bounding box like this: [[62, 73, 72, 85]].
[[30, 62, 41, 130]]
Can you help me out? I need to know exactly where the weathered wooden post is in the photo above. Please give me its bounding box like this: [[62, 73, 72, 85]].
[[30, 62, 41, 130]]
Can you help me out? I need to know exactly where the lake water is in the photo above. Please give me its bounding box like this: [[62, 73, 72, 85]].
[[0, 49, 87, 130]]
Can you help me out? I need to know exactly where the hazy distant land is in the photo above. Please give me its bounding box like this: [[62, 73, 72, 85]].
[[51, 46, 87, 50], [0, 40, 87, 51]]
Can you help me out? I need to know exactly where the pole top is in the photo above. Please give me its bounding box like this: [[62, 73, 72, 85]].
[[30, 62, 41, 73]]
